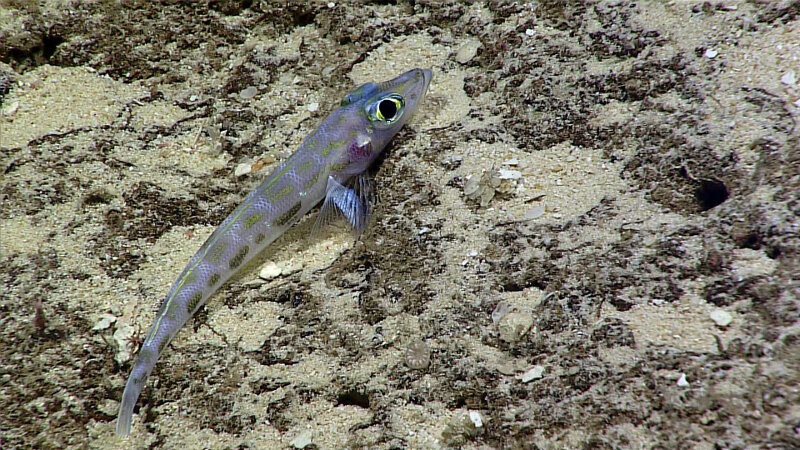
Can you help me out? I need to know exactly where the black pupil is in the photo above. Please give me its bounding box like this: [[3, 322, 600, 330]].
[[378, 99, 397, 121]]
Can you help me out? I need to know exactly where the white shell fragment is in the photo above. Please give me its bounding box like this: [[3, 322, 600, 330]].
[[677, 373, 690, 387], [781, 70, 796, 86], [498, 169, 522, 180], [518, 365, 545, 383], [259, 261, 282, 280], [469, 411, 483, 428], [404, 339, 431, 370], [709, 308, 733, 328], [525, 205, 545, 220], [290, 429, 313, 449]]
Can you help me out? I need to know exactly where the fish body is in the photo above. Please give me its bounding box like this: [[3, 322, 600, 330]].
[[117, 68, 432, 436]]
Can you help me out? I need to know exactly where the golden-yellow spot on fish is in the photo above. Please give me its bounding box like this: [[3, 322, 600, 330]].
[[183, 270, 197, 285], [208, 273, 220, 287], [327, 162, 348, 173], [187, 292, 203, 314], [209, 242, 227, 263], [255, 233, 266, 244], [321, 139, 344, 157], [229, 246, 249, 269], [297, 159, 314, 174], [243, 213, 263, 231], [275, 202, 301, 227], [303, 172, 320, 190], [270, 184, 294, 202]]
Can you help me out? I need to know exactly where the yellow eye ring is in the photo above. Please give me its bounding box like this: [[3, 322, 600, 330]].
[[367, 94, 405, 124]]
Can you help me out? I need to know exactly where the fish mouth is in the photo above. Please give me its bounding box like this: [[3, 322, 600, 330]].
[[418, 68, 433, 96]]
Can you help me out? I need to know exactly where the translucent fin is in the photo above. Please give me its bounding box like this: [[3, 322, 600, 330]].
[[314, 174, 372, 236]]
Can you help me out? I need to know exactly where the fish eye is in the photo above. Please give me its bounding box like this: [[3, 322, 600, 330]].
[[378, 98, 398, 120], [368, 94, 405, 125]]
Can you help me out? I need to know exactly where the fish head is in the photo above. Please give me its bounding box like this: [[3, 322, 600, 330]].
[[336, 68, 432, 171]]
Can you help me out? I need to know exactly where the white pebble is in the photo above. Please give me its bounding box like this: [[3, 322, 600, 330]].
[[518, 365, 545, 383], [503, 157, 519, 166], [781, 70, 796, 86], [525, 29, 534, 36], [327, 2, 335, 8], [234, 162, 252, 177], [308, 102, 319, 112], [239, 86, 258, 99], [469, 411, 483, 428], [2, 100, 19, 116], [704, 48, 718, 59], [259, 261, 282, 280], [677, 373, 689, 387], [710, 308, 733, 327]]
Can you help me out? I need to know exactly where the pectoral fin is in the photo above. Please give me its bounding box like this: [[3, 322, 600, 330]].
[[314, 174, 372, 236]]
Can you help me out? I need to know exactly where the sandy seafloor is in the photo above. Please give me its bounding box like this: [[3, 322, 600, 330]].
[[1, 1, 799, 449]]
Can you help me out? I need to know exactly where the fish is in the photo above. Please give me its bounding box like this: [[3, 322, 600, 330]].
[[116, 68, 433, 436]]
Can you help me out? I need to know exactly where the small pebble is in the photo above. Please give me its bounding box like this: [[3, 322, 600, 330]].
[[327, 2, 335, 8], [281, 260, 304, 276], [455, 41, 480, 64], [92, 313, 117, 331], [525, 205, 545, 220], [234, 162, 252, 177], [704, 48, 718, 59], [710, 308, 732, 327], [518, 365, 545, 383], [259, 261, 282, 280], [497, 310, 534, 343], [492, 301, 510, 325], [239, 86, 258, 99], [525, 29, 534, 36], [308, 102, 319, 112], [290, 429, 312, 449], [677, 373, 689, 387]]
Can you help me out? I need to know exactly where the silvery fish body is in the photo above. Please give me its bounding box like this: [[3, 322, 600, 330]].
[[117, 68, 432, 436]]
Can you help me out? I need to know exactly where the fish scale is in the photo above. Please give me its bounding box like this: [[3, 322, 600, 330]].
[[116, 68, 432, 436]]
